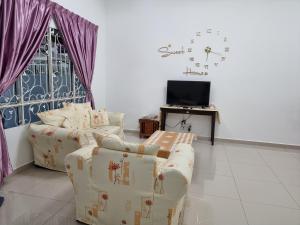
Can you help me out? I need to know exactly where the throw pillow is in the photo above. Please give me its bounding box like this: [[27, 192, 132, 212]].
[[93, 133, 159, 156], [90, 109, 109, 128], [63, 102, 92, 129], [63, 102, 92, 111], [37, 108, 71, 127]]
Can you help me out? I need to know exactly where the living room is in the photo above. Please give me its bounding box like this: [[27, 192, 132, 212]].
[[0, 0, 299, 225]]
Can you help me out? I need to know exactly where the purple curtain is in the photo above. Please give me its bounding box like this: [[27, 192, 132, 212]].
[[52, 4, 98, 109], [0, 0, 52, 184]]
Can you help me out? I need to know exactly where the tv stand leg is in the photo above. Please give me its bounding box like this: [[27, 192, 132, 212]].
[[211, 112, 216, 145], [160, 111, 166, 131]]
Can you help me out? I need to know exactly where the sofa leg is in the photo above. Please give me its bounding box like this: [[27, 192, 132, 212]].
[[76, 219, 88, 224], [0, 196, 4, 207]]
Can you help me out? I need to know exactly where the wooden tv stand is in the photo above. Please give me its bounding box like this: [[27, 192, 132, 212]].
[[160, 105, 219, 145]]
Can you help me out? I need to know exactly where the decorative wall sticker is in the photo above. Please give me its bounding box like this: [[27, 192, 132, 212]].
[[158, 28, 230, 76], [158, 44, 185, 58]]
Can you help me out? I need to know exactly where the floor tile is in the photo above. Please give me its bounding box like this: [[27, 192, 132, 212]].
[[184, 195, 248, 225], [125, 132, 144, 143], [0, 191, 65, 225], [1, 167, 57, 194], [264, 156, 300, 171], [193, 160, 232, 179], [231, 163, 279, 183], [243, 202, 300, 225], [236, 179, 299, 209], [194, 146, 228, 166], [21, 173, 74, 202], [2, 132, 299, 225], [189, 175, 239, 199], [272, 167, 300, 187], [43, 202, 81, 225], [285, 185, 300, 207], [3, 167, 74, 202], [225, 144, 265, 166], [259, 148, 300, 160]]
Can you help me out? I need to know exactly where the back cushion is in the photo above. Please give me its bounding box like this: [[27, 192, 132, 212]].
[[89, 109, 109, 128], [63, 102, 92, 129], [91, 147, 157, 193], [37, 108, 71, 127], [63, 102, 92, 111], [93, 133, 159, 156]]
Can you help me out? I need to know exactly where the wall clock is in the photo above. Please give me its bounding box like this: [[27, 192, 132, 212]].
[[158, 28, 230, 76]]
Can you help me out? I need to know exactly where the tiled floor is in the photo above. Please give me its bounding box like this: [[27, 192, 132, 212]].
[[0, 132, 300, 225]]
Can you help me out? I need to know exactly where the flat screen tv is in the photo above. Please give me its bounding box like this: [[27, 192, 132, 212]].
[[167, 80, 210, 107]]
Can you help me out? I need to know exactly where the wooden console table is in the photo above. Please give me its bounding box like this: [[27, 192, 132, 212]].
[[160, 105, 219, 145]]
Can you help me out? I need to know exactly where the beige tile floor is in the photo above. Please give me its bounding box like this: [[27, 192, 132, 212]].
[[0, 132, 300, 225]]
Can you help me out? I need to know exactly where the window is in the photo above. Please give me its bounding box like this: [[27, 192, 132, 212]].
[[0, 27, 86, 129]]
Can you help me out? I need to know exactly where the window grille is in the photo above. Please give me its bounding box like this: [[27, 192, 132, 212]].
[[0, 27, 86, 129]]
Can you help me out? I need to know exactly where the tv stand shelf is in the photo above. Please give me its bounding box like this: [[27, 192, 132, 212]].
[[160, 105, 219, 145]]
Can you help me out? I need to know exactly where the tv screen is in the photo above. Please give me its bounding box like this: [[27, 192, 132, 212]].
[[167, 80, 210, 107]]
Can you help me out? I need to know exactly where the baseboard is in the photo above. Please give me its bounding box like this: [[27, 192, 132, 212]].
[[125, 129, 139, 134], [124, 129, 300, 150], [10, 161, 34, 176], [212, 137, 300, 150]]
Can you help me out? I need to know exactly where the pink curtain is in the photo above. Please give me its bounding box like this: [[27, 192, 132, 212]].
[[52, 4, 98, 109], [0, 0, 52, 184]]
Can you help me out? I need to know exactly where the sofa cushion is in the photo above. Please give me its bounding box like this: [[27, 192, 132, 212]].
[[93, 133, 160, 155], [90, 109, 109, 128], [63, 102, 92, 111], [62, 116, 78, 129], [63, 102, 92, 129], [37, 108, 71, 127], [85, 125, 121, 136]]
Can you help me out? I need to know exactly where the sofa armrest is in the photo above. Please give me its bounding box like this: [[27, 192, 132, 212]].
[[65, 145, 97, 190], [28, 124, 92, 147], [28, 123, 96, 171], [65, 145, 95, 165], [107, 112, 124, 128], [155, 143, 194, 200], [65, 145, 99, 223], [65, 145, 95, 174]]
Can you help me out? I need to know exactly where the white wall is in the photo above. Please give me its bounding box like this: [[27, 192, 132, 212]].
[[105, 0, 300, 146], [5, 0, 300, 171], [5, 0, 107, 170]]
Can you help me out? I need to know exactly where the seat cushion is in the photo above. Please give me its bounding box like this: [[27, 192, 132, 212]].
[[93, 132, 160, 155], [85, 125, 121, 136]]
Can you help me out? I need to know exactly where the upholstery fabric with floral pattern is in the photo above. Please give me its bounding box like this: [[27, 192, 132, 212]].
[[65, 135, 194, 225], [28, 103, 125, 172], [37, 108, 72, 127], [90, 109, 110, 128]]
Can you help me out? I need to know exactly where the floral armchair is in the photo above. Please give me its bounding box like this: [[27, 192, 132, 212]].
[[28, 102, 125, 172], [65, 133, 194, 225]]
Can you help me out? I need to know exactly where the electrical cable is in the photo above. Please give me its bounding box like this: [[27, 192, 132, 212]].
[[166, 120, 182, 128], [166, 114, 192, 128]]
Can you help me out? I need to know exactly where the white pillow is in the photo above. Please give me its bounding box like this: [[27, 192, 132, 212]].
[[37, 108, 70, 127], [89, 109, 109, 128]]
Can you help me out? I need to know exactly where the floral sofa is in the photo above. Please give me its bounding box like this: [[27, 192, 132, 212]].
[[65, 133, 194, 225], [28, 102, 124, 172]]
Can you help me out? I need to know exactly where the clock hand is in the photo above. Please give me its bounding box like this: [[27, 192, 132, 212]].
[[210, 51, 223, 56], [204, 46, 212, 62]]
